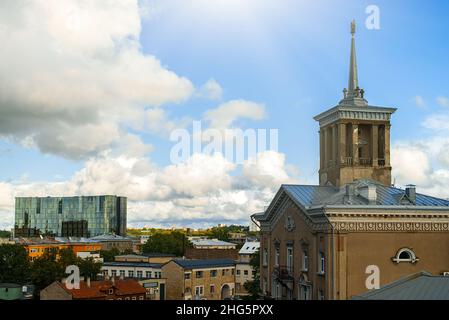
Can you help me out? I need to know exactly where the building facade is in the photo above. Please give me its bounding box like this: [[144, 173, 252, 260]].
[[101, 261, 163, 280], [14, 195, 127, 237], [162, 259, 236, 300], [40, 278, 146, 300], [254, 21, 449, 300]]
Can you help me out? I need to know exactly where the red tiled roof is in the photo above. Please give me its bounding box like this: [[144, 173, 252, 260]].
[[59, 278, 146, 299]]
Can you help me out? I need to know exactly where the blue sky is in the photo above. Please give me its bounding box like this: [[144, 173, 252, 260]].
[[1, 0, 449, 229]]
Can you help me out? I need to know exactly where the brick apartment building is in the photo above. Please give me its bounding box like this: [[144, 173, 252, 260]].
[[162, 259, 236, 300]]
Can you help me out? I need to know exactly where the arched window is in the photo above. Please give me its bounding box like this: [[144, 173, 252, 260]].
[[392, 248, 419, 264]]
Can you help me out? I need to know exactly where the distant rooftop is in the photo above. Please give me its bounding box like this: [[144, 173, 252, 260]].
[[239, 241, 260, 255], [103, 261, 162, 269], [169, 259, 236, 269], [353, 271, 449, 300], [190, 238, 237, 248], [89, 234, 132, 241]]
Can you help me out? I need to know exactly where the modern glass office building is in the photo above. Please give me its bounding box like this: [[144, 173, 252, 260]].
[[14, 195, 127, 237]]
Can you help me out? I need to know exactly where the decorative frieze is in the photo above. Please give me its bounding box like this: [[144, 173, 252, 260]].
[[331, 220, 449, 232]]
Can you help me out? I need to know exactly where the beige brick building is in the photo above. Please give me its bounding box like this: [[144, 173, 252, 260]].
[[253, 21, 449, 300], [162, 259, 235, 300]]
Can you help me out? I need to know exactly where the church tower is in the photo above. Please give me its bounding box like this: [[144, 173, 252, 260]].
[[314, 20, 396, 187]]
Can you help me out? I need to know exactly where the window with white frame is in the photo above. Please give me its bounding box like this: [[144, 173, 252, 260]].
[[392, 248, 419, 264], [263, 248, 268, 266], [287, 246, 293, 273], [318, 251, 325, 274], [275, 247, 280, 266], [119, 270, 126, 278], [137, 271, 143, 278], [128, 270, 134, 278], [195, 286, 204, 296], [111, 270, 117, 277], [146, 271, 152, 278], [302, 250, 309, 271]]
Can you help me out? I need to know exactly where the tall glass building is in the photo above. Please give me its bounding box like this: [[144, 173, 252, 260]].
[[14, 195, 127, 237]]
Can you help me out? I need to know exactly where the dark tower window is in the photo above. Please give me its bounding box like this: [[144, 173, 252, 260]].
[[58, 200, 63, 214]]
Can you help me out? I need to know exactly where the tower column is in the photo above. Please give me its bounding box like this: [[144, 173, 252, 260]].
[[371, 125, 378, 166], [352, 124, 359, 165], [338, 123, 346, 165], [320, 129, 325, 169], [324, 127, 330, 168], [332, 124, 338, 166], [384, 124, 391, 166]]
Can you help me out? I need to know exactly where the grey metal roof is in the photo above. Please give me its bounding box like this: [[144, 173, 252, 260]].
[[103, 261, 162, 268], [190, 238, 237, 247], [282, 180, 449, 208], [170, 259, 236, 269], [353, 271, 449, 300]]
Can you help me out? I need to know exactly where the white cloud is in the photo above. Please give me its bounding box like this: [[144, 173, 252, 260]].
[[204, 99, 266, 129], [0, 0, 194, 159], [198, 79, 223, 100], [437, 96, 449, 107], [414, 95, 426, 108], [0, 149, 300, 229], [422, 114, 449, 132]]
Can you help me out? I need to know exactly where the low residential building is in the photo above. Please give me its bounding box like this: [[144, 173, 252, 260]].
[[16, 238, 102, 261], [353, 271, 449, 300], [138, 278, 166, 300], [162, 259, 236, 300], [77, 251, 103, 263], [228, 232, 247, 246], [89, 234, 134, 252], [40, 278, 146, 300], [115, 253, 176, 264], [101, 261, 163, 279], [235, 241, 260, 295], [186, 238, 239, 260]]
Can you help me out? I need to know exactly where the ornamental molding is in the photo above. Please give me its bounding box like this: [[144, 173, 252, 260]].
[[331, 220, 449, 232]]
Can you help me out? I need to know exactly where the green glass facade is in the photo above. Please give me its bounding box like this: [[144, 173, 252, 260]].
[[14, 195, 127, 237]]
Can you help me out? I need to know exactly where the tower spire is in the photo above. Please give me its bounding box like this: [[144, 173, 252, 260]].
[[348, 19, 358, 94], [341, 20, 367, 106]]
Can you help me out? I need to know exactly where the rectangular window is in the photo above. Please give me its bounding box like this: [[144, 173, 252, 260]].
[[263, 248, 268, 266], [137, 271, 143, 278], [244, 270, 249, 276], [195, 286, 204, 296], [120, 270, 126, 278], [195, 271, 203, 278], [185, 273, 191, 280], [236, 270, 241, 275], [210, 285, 215, 294], [318, 252, 325, 274], [146, 271, 152, 278], [210, 270, 217, 277], [287, 246, 293, 273], [275, 247, 280, 266], [128, 270, 134, 278], [302, 251, 309, 271], [111, 270, 117, 277]]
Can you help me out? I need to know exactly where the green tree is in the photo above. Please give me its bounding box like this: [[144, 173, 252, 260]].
[[142, 231, 189, 256], [100, 247, 120, 262], [30, 248, 63, 293], [77, 257, 102, 280], [0, 230, 11, 238], [0, 244, 30, 284], [243, 250, 261, 299]]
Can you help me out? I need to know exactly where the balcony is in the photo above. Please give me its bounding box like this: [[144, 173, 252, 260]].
[[273, 266, 294, 282]]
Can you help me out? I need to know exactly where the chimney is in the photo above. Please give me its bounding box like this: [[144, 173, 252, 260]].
[[405, 185, 416, 204], [344, 184, 355, 204], [111, 276, 115, 286], [367, 185, 377, 205], [86, 277, 91, 288]]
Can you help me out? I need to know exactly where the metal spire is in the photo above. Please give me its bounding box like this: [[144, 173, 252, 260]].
[[348, 20, 358, 96], [341, 20, 367, 106]]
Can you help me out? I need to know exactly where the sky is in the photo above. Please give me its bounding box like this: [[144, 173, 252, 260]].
[[1, 0, 449, 230]]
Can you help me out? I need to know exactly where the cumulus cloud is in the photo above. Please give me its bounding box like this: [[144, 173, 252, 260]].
[[204, 100, 266, 129], [0, 149, 299, 229], [197, 79, 223, 100], [0, 0, 194, 159]]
